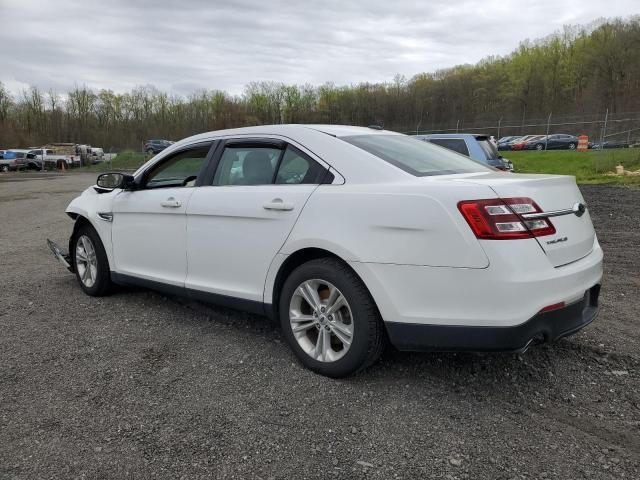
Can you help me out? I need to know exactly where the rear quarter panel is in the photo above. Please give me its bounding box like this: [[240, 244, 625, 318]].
[[282, 180, 494, 268]]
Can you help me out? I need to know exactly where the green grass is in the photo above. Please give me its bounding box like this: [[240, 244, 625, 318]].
[[79, 151, 150, 172], [506, 148, 640, 185]]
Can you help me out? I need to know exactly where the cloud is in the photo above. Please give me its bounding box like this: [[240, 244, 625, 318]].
[[0, 0, 637, 96]]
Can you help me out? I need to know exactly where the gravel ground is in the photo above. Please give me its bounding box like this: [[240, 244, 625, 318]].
[[1, 173, 639, 479]]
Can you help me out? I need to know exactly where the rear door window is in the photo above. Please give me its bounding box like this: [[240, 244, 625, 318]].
[[214, 146, 282, 186], [275, 146, 327, 184]]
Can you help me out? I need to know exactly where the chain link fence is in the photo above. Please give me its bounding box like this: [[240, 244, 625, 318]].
[[405, 110, 640, 146]]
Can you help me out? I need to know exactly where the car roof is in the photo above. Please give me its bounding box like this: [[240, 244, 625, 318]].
[[140, 124, 412, 184], [174, 125, 401, 146], [302, 124, 398, 137]]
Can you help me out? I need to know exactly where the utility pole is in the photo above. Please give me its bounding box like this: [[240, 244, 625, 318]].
[[497, 118, 502, 139], [599, 109, 609, 149], [545, 112, 552, 151], [416, 105, 424, 136]]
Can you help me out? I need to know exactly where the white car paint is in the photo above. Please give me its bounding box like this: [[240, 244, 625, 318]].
[[185, 183, 318, 301], [64, 124, 602, 338], [111, 186, 196, 286]]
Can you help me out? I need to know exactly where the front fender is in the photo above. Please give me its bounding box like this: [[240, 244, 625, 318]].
[[65, 187, 118, 269]]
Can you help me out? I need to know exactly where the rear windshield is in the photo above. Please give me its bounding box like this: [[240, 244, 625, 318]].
[[341, 135, 490, 176], [477, 139, 501, 160]]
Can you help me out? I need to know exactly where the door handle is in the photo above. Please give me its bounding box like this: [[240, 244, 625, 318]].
[[263, 198, 294, 211], [161, 197, 182, 208]]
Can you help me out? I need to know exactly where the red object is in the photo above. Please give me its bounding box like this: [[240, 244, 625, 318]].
[[539, 302, 566, 313], [577, 135, 589, 152], [457, 197, 556, 240]]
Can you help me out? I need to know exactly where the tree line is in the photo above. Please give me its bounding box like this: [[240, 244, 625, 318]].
[[1, 17, 638, 151]]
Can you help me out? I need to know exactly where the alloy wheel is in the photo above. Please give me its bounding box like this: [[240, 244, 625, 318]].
[[289, 279, 354, 362], [75, 235, 98, 288]]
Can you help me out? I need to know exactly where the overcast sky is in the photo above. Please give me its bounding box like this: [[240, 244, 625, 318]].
[[0, 0, 636, 96]]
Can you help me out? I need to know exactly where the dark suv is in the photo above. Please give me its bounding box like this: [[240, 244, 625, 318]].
[[144, 139, 173, 155]]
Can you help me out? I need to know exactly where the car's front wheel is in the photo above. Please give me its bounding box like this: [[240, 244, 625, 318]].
[[72, 224, 112, 296], [535, 143, 544, 151], [279, 258, 386, 377]]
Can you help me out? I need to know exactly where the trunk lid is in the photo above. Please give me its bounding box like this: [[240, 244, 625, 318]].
[[457, 173, 595, 267]]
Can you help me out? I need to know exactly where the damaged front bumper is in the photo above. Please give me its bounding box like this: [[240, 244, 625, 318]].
[[47, 239, 74, 272]]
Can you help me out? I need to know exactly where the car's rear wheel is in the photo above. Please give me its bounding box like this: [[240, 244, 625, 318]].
[[1, 165, 8, 172], [568, 143, 576, 150], [279, 258, 386, 378], [535, 143, 544, 151], [72, 224, 112, 296], [146, 149, 154, 156]]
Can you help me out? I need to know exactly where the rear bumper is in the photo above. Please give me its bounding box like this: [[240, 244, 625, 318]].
[[386, 284, 600, 352]]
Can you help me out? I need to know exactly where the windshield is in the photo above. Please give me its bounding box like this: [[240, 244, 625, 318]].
[[341, 134, 490, 176]]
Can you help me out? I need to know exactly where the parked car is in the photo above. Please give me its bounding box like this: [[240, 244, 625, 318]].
[[510, 135, 544, 151], [497, 136, 521, 151], [414, 134, 513, 171], [27, 149, 75, 168], [90, 147, 105, 163], [525, 134, 578, 151], [144, 139, 173, 155], [0, 150, 32, 171], [591, 140, 630, 150], [47, 125, 602, 378]]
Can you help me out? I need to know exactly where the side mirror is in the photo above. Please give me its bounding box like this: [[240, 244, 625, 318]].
[[96, 172, 135, 190]]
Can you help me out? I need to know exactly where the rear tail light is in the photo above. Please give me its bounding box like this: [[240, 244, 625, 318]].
[[458, 197, 556, 240]]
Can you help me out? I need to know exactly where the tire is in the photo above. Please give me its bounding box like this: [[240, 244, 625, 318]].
[[1, 165, 8, 172], [279, 257, 386, 378], [71, 224, 112, 296], [568, 143, 576, 150], [535, 143, 544, 151], [146, 149, 155, 156]]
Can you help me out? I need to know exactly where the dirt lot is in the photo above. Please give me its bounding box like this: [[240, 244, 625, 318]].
[[1, 172, 639, 479]]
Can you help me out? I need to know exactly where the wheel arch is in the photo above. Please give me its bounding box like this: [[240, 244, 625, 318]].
[[67, 214, 92, 251], [67, 213, 113, 271], [268, 247, 378, 322]]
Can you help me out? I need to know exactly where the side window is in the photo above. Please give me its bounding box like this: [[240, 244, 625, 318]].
[[275, 146, 326, 184], [144, 145, 210, 189], [428, 138, 470, 156], [214, 146, 281, 186]]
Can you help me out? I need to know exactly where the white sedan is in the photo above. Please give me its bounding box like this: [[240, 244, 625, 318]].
[[48, 125, 603, 377]]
